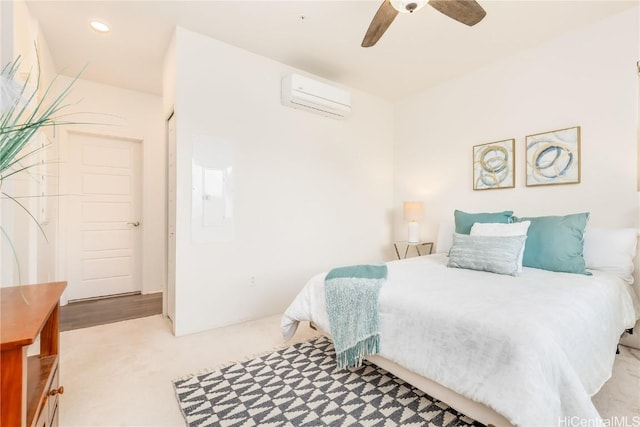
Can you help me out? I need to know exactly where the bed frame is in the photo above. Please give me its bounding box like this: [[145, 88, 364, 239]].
[[366, 354, 513, 427], [312, 323, 514, 427]]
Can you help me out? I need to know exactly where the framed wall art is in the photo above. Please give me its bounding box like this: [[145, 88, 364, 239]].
[[473, 138, 515, 190], [526, 126, 580, 186]]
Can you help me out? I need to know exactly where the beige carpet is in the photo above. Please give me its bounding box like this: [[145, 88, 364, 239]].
[[59, 314, 640, 426]]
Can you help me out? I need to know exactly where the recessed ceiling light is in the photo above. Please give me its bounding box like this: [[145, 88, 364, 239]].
[[90, 21, 110, 33]]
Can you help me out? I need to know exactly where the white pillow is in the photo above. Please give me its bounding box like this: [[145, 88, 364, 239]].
[[470, 221, 531, 273], [583, 228, 638, 284]]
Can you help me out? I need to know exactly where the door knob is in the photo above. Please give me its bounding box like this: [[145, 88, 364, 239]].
[[49, 386, 64, 396], [128, 221, 141, 227]]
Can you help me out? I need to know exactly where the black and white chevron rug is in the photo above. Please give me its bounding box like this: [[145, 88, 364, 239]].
[[173, 336, 483, 427]]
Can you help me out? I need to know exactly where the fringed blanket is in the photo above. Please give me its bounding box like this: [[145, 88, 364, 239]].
[[324, 264, 387, 369]]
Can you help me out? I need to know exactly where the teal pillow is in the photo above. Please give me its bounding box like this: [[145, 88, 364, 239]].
[[454, 210, 514, 234], [448, 233, 527, 276], [515, 213, 591, 275]]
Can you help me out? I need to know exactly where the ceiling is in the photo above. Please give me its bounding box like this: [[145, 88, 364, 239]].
[[25, 0, 637, 100]]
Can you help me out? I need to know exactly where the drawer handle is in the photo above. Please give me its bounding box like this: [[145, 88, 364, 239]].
[[49, 386, 64, 396]]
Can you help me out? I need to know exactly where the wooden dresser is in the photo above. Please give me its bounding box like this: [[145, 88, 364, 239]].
[[1, 282, 66, 427]]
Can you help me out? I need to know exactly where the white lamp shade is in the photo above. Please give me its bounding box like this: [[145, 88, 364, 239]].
[[403, 201, 424, 222]]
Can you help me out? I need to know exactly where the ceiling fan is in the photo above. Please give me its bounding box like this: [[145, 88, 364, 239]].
[[362, 0, 486, 47]]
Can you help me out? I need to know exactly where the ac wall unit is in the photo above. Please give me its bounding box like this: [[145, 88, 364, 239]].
[[281, 73, 351, 119]]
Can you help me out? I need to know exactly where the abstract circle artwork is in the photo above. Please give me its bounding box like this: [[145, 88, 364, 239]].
[[526, 126, 580, 186], [473, 139, 515, 190]]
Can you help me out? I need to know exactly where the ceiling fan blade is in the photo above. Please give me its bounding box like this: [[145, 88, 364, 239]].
[[362, 0, 399, 48], [428, 0, 486, 26]]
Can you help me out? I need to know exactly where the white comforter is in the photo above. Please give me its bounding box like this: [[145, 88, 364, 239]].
[[281, 254, 638, 427]]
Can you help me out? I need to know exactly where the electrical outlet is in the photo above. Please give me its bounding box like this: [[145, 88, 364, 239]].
[[250, 276, 256, 287]]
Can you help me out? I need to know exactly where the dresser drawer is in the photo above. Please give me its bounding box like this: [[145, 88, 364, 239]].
[[45, 365, 62, 427], [30, 362, 64, 427]]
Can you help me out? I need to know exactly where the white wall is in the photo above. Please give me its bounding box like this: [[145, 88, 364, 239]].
[[0, 1, 13, 66], [394, 7, 639, 243], [55, 78, 165, 296], [165, 27, 394, 335], [0, 0, 60, 287], [162, 34, 175, 118]]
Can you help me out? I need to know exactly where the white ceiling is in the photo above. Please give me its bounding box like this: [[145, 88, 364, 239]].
[[25, 0, 638, 100]]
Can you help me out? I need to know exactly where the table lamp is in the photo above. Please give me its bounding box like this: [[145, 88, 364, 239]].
[[403, 201, 424, 243]]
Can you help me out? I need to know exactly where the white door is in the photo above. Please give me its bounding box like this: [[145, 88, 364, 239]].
[[166, 114, 176, 322], [62, 131, 142, 301]]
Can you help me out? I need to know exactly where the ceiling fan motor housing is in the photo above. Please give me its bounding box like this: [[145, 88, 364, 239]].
[[390, 0, 427, 13]]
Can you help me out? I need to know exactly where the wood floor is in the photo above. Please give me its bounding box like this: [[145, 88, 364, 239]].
[[60, 292, 163, 332]]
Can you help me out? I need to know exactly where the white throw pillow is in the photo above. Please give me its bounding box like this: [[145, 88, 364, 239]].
[[583, 228, 638, 284], [470, 221, 531, 273], [448, 233, 527, 276]]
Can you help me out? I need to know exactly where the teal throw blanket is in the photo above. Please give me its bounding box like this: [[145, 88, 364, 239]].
[[324, 264, 387, 369]]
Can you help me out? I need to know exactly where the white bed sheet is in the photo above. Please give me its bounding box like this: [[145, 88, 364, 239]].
[[281, 253, 638, 427]]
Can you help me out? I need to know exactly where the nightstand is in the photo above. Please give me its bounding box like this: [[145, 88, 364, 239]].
[[394, 241, 434, 259]]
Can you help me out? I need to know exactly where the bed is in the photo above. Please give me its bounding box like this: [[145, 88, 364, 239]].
[[281, 220, 639, 426]]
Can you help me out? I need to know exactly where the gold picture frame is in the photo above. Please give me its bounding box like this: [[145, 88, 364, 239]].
[[526, 126, 580, 187], [473, 139, 515, 190]]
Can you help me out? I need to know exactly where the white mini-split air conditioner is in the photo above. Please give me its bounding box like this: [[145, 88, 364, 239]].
[[281, 73, 351, 119]]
